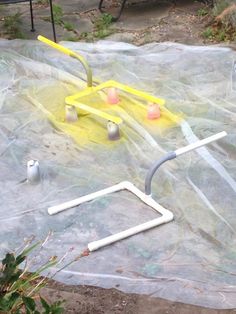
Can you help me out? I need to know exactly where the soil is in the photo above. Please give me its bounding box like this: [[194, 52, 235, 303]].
[[120, 1, 213, 45], [81, 0, 235, 46], [41, 280, 236, 313]]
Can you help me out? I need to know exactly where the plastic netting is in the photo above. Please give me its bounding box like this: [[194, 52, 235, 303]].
[[0, 39, 236, 309]]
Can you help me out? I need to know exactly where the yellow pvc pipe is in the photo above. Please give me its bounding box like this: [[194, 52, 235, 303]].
[[38, 36, 165, 106], [37, 35, 93, 87], [66, 80, 165, 107], [70, 102, 123, 125], [105, 81, 166, 106], [37, 36, 181, 127]]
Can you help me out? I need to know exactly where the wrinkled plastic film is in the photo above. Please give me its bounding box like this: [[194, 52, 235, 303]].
[[0, 39, 235, 309]]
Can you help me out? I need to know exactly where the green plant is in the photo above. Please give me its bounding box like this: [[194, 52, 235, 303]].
[[213, 0, 231, 16], [0, 241, 64, 313], [63, 35, 78, 42], [202, 26, 214, 38], [94, 28, 113, 39], [52, 4, 63, 25], [78, 32, 95, 42], [197, 8, 208, 16], [94, 13, 113, 30], [63, 21, 75, 32], [93, 13, 113, 39], [202, 2, 236, 42], [3, 12, 25, 39], [76, 13, 114, 41], [216, 29, 227, 40], [36, 0, 49, 5], [0, 237, 90, 313]]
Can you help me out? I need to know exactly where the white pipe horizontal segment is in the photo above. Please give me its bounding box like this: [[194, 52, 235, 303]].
[[48, 182, 127, 215], [88, 215, 171, 251], [175, 131, 227, 157]]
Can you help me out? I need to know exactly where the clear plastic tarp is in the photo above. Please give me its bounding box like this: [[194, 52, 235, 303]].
[[0, 39, 235, 309]]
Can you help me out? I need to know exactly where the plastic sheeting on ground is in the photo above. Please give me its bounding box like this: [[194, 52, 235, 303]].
[[0, 39, 235, 309]]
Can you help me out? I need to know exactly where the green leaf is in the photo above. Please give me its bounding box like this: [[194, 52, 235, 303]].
[[52, 308, 64, 314], [22, 296, 36, 311], [40, 296, 50, 312], [15, 254, 27, 266], [8, 270, 22, 284], [8, 292, 21, 309], [2, 253, 15, 266], [0, 296, 10, 311], [0, 292, 21, 311], [50, 301, 64, 314], [19, 242, 40, 259]]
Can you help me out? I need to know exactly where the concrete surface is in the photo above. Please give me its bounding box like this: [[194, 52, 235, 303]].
[[0, 0, 213, 44], [2, 2, 235, 48]]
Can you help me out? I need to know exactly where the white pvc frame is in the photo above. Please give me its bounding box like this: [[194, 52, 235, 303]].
[[48, 131, 227, 251], [48, 181, 173, 251]]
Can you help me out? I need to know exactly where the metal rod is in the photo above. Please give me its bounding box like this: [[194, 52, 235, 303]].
[[29, 0, 35, 32], [49, 0, 57, 42]]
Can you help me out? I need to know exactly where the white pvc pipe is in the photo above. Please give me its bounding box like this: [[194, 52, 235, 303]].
[[175, 131, 227, 157], [88, 216, 170, 251], [48, 182, 127, 215], [88, 181, 173, 251]]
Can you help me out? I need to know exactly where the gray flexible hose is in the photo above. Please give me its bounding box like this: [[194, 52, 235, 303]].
[[145, 151, 176, 195]]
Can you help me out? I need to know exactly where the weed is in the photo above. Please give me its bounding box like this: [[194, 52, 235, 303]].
[[197, 8, 209, 16], [0, 237, 89, 313], [77, 13, 113, 42], [63, 35, 78, 41], [203, 1, 236, 42], [94, 13, 113, 30], [213, 0, 231, 16], [52, 4, 63, 25], [0, 241, 63, 313], [78, 32, 95, 42], [35, 0, 49, 5], [3, 12, 25, 39], [64, 21, 75, 32], [94, 28, 113, 39], [91, 13, 113, 39], [202, 26, 214, 38], [52, 5, 77, 34], [216, 29, 226, 40]]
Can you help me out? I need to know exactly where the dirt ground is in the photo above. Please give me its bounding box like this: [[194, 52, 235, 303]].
[[1, 0, 235, 45], [80, 0, 235, 46], [41, 280, 236, 314]]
